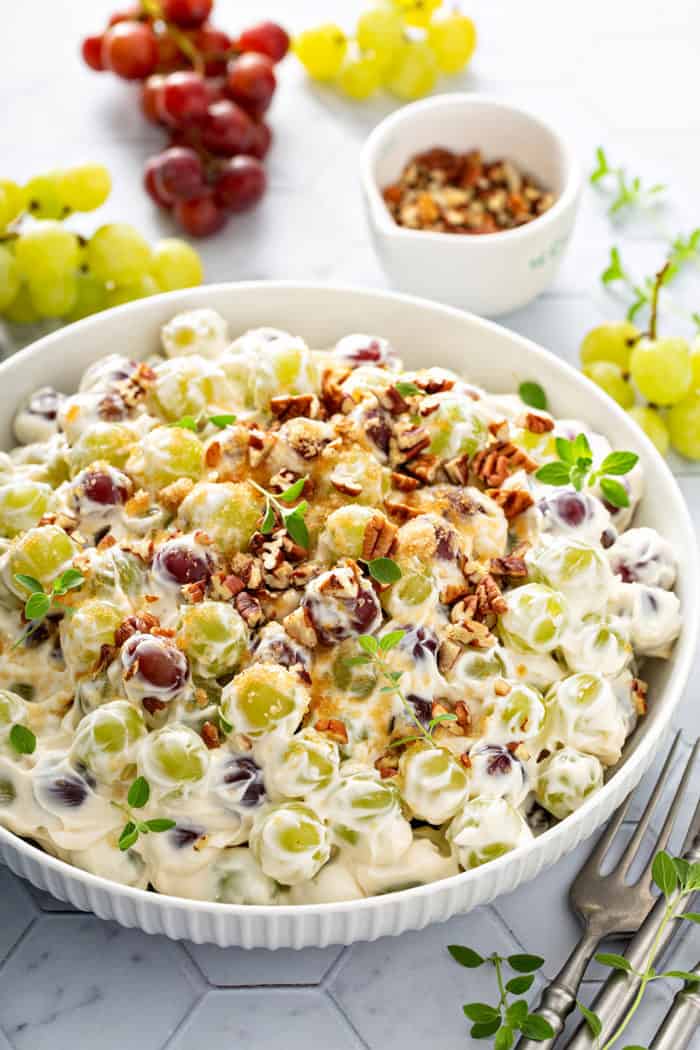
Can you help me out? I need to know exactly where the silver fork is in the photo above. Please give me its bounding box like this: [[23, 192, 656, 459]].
[[516, 731, 695, 1050]]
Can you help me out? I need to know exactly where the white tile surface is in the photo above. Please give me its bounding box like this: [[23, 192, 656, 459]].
[[0, 1, 699, 1048]]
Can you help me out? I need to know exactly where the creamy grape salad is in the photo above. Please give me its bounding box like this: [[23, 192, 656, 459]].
[[0, 310, 681, 905]]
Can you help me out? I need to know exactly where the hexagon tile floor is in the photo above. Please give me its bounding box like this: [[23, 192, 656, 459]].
[[2, 0, 700, 1047]]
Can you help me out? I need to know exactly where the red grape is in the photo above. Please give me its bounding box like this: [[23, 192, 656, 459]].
[[192, 25, 232, 76], [156, 31, 187, 73], [201, 99, 253, 156], [108, 6, 142, 26], [141, 75, 166, 123], [162, 0, 213, 29], [82, 34, 104, 72], [174, 193, 227, 236], [237, 21, 289, 63], [225, 53, 276, 119], [155, 540, 212, 585], [101, 21, 159, 80], [147, 147, 206, 204], [158, 71, 210, 126], [204, 77, 227, 104], [247, 121, 272, 159], [144, 162, 172, 208], [214, 155, 266, 212]]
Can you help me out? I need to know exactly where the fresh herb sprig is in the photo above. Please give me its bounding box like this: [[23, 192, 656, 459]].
[[449, 945, 552, 1046], [518, 382, 548, 411], [535, 433, 638, 508], [601, 243, 697, 325], [590, 147, 666, 218], [351, 631, 457, 747], [9, 724, 36, 755], [115, 776, 176, 851], [250, 475, 310, 549], [362, 557, 402, 586], [13, 568, 85, 647], [170, 413, 238, 432], [395, 380, 425, 398]]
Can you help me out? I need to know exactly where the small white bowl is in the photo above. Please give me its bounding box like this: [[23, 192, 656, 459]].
[[361, 94, 582, 317]]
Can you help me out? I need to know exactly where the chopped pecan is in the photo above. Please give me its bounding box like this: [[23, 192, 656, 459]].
[[374, 751, 400, 779], [440, 580, 471, 605], [446, 618, 493, 649], [291, 564, 320, 588], [234, 591, 264, 627], [329, 471, 362, 497], [320, 367, 352, 414], [391, 471, 420, 492], [384, 495, 421, 522], [315, 718, 348, 744], [632, 677, 648, 716], [431, 700, 463, 735], [414, 375, 455, 395], [438, 638, 462, 675], [494, 678, 511, 697], [204, 441, 222, 469], [97, 392, 127, 421], [158, 476, 194, 512], [228, 553, 263, 591], [392, 420, 431, 464], [488, 420, 510, 440], [406, 453, 440, 485], [222, 574, 245, 597], [283, 605, 318, 648], [490, 553, 528, 578], [487, 487, 535, 520], [454, 701, 470, 730], [472, 441, 538, 487], [362, 514, 398, 561], [247, 427, 274, 468], [524, 412, 554, 434], [181, 580, 207, 604], [268, 469, 315, 499], [459, 752, 471, 770], [474, 573, 508, 617], [201, 721, 221, 750], [115, 612, 159, 648], [93, 642, 117, 674], [443, 452, 471, 486], [270, 393, 320, 422], [96, 533, 117, 551], [143, 696, 167, 715], [124, 489, 151, 518], [378, 385, 409, 415]]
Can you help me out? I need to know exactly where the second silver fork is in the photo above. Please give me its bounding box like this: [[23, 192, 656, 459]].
[[516, 731, 696, 1050]]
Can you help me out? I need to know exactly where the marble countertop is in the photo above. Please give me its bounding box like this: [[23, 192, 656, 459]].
[[1, 1, 699, 1047]]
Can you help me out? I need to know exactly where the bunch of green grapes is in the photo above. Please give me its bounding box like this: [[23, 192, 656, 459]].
[[580, 321, 700, 460], [0, 164, 203, 327], [293, 2, 477, 102]]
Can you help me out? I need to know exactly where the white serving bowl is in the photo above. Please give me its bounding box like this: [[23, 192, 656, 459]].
[[360, 94, 581, 317], [0, 283, 695, 949]]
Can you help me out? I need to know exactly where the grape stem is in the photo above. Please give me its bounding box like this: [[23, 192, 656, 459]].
[[647, 261, 671, 340], [139, 0, 207, 76]]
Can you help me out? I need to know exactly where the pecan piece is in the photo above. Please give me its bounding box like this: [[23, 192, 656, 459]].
[[384, 495, 421, 522], [158, 476, 195, 512], [392, 421, 431, 465], [524, 412, 554, 434], [143, 696, 167, 715], [283, 605, 318, 648], [487, 487, 535, 520], [270, 393, 319, 422], [406, 453, 440, 485], [234, 591, 264, 627], [632, 677, 648, 716], [437, 638, 462, 675], [490, 553, 528, 578], [472, 441, 537, 486], [391, 471, 420, 492], [201, 721, 221, 750], [362, 514, 398, 560], [314, 718, 348, 744], [444, 452, 471, 486], [320, 367, 352, 414], [115, 612, 159, 647], [379, 385, 409, 415], [329, 471, 363, 497], [374, 751, 400, 779]]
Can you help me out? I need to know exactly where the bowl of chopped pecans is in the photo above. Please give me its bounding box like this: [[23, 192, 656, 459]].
[[361, 94, 581, 317]]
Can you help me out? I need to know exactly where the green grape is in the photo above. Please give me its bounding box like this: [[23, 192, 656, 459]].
[[399, 744, 469, 824], [150, 356, 228, 421], [584, 361, 635, 408], [0, 246, 20, 312], [356, 7, 403, 69], [338, 54, 383, 99], [177, 601, 248, 678], [24, 172, 67, 219], [127, 425, 202, 490], [178, 481, 263, 554], [667, 393, 700, 460], [535, 746, 603, 820], [70, 700, 145, 783], [579, 321, 640, 371], [58, 165, 111, 212], [265, 727, 340, 799], [86, 224, 152, 286], [61, 599, 123, 676], [332, 647, 377, 697], [0, 689, 27, 728], [690, 337, 700, 390], [70, 422, 136, 475], [9, 524, 75, 591], [294, 25, 348, 80], [0, 480, 50, 537], [29, 274, 78, 318], [150, 238, 203, 292], [65, 271, 109, 322], [427, 13, 477, 73], [105, 274, 159, 308], [2, 283, 39, 324], [322, 504, 378, 560], [14, 221, 80, 280], [141, 723, 209, 788], [249, 802, 331, 885], [391, 0, 441, 27], [385, 39, 438, 99], [629, 336, 692, 406], [499, 582, 568, 653], [0, 181, 26, 229], [627, 405, 669, 456], [221, 664, 308, 738]]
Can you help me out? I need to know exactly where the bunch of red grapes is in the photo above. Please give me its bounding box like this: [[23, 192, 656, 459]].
[[81, 0, 289, 237]]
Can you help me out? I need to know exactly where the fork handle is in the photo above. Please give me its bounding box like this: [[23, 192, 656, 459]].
[[649, 964, 700, 1050], [515, 928, 603, 1050]]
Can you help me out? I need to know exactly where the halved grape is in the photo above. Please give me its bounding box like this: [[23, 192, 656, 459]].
[[61, 599, 123, 676], [499, 583, 568, 653], [70, 700, 146, 783], [177, 481, 263, 553], [249, 802, 330, 886], [447, 797, 533, 870], [535, 746, 604, 820], [69, 422, 136, 476], [0, 480, 50, 537], [8, 524, 76, 592], [140, 723, 209, 791], [541, 672, 627, 765], [221, 663, 309, 738], [176, 601, 248, 678], [126, 425, 203, 490], [398, 744, 469, 825]]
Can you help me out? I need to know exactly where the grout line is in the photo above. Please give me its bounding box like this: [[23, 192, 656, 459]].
[[487, 902, 530, 955], [324, 985, 372, 1050], [0, 915, 39, 980], [160, 988, 207, 1050], [320, 944, 351, 989]]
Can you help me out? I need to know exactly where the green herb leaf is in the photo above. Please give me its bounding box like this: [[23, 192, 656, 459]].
[[379, 629, 405, 652], [367, 558, 402, 585], [570, 463, 590, 491], [395, 381, 423, 398], [9, 724, 36, 755], [578, 1002, 602, 1037], [345, 654, 373, 667], [136, 821, 150, 835], [505, 1001, 528, 1028], [572, 433, 592, 460], [53, 568, 85, 596], [428, 713, 457, 731], [602, 246, 627, 285], [118, 822, 138, 851], [600, 477, 630, 508], [145, 818, 176, 833], [260, 501, 276, 534], [494, 1026, 514, 1050], [283, 507, 309, 549], [13, 574, 44, 594], [463, 1003, 501, 1024], [535, 462, 571, 486], [508, 954, 545, 974], [24, 592, 51, 621], [662, 971, 700, 982], [518, 381, 547, 411], [673, 857, 691, 887], [209, 414, 237, 429], [358, 635, 379, 656], [471, 1018, 502, 1039], [590, 146, 610, 184], [278, 476, 307, 503], [555, 437, 575, 464], [519, 1015, 554, 1040], [505, 975, 534, 995], [170, 415, 198, 431], [128, 776, 150, 809], [219, 711, 233, 736], [599, 451, 639, 476], [448, 945, 484, 968], [595, 952, 633, 973], [680, 913, 700, 923]]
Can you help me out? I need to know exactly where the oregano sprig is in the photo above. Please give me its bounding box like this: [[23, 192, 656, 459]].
[[535, 433, 638, 508], [351, 631, 457, 748], [518, 381, 548, 411], [9, 723, 36, 755], [114, 776, 176, 852], [590, 147, 666, 217], [170, 413, 238, 432], [250, 475, 310, 549], [362, 556, 402, 586], [13, 568, 85, 647]]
